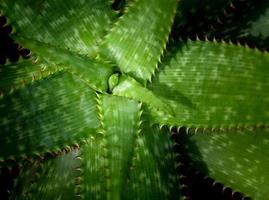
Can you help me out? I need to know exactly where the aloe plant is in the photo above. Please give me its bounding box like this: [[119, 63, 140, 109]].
[[0, 0, 269, 199]]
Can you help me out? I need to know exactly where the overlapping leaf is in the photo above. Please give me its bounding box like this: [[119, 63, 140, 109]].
[[11, 149, 80, 199], [123, 125, 179, 199], [112, 74, 174, 116], [0, 58, 50, 94], [100, 0, 178, 82], [79, 95, 180, 199], [9, 38, 114, 92], [0, 72, 99, 160], [0, 0, 117, 57]]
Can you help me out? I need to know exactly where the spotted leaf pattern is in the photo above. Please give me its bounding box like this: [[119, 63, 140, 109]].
[[11, 149, 80, 199], [11, 116, 179, 199], [0, 0, 117, 57], [146, 40, 269, 128], [181, 128, 269, 200], [9, 38, 115, 92], [123, 125, 179, 199], [100, 0, 178, 82], [0, 72, 100, 160], [80, 95, 142, 199], [0, 58, 54, 94], [70, 95, 179, 199]]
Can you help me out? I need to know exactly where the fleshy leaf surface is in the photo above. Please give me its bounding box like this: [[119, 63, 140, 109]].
[[0, 58, 56, 94], [0, 72, 99, 160], [11, 149, 80, 199], [80, 95, 141, 199], [112, 74, 174, 116], [100, 0, 178, 81], [146, 40, 269, 127], [79, 95, 180, 199], [181, 128, 269, 199], [123, 125, 179, 199], [12, 38, 114, 92], [0, 0, 117, 57]]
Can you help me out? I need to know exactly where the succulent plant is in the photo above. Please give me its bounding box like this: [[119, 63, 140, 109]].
[[0, 0, 269, 199]]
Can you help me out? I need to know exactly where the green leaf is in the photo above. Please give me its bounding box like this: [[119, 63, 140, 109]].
[[11, 38, 114, 92], [146, 40, 269, 127], [181, 128, 269, 199], [79, 95, 180, 199], [0, 72, 99, 161], [112, 74, 174, 116], [80, 95, 142, 199], [0, 0, 117, 57], [79, 136, 106, 199], [0, 58, 58, 94], [124, 125, 179, 199], [11, 149, 80, 200], [108, 73, 120, 93], [100, 0, 178, 82]]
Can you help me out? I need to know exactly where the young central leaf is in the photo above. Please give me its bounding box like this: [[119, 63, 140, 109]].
[[108, 73, 120, 93], [112, 75, 174, 116]]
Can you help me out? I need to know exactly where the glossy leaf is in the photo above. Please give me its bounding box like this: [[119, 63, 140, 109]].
[[80, 95, 141, 199], [123, 125, 179, 199], [0, 58, 57, 94], [0, 0, 117, 57], [11, 38, 114, 92], [11, 149, 80, 199], [181, 128, 269, 199], [0, 72, 99, 160], [79, 95, 180, 199], [100, 0, 178, 81], [146, 40, 269, 128], [112, 74, 174, 116]]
